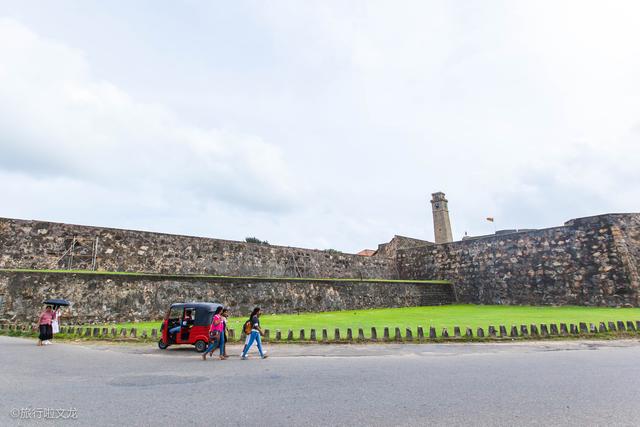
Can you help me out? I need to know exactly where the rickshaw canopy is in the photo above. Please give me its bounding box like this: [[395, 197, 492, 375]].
[[169, 302, 222, 326]]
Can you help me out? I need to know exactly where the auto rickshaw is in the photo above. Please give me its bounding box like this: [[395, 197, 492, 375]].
[[158, 302, 222, 352]]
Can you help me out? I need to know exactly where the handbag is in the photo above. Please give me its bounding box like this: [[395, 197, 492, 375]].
[[209, 330, 220, 340]]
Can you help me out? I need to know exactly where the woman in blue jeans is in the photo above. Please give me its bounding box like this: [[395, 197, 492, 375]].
[[241, 307, 268, 359], [202, 306, 226, 360]]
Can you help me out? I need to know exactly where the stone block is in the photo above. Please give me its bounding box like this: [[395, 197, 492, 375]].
[[579, 323, 588, 333], [84, 328, 91, 337], [636, 321, 640, 331], [120, 328, 127, 337], [287, 330, 294, 341], [453, 326, 461, 337], [405, 328, 413, 341], [264, 329, 270, 342], [394, 327, 402, 341], [299, 329, 305, 341], [151, 329, 157, 339], [229, 329, 235, 341], [559, 324, 568, 335], [520, 325, 528, 336], [383, 327, 390, 341], [93, 327, 100, 337], [540, 323, 549, 337], [130, 328, 137, 338], [441, 328, 449, 338], [141, 330, 147, 339], [569, 324, 577, 334], [417, 326, 424, 341], [598, 322, 607, 333], [322, 329, 328, 342], [334, 328, 340, 341], [465, 327, 473, 338], [510, 326, 518, 337], [59, 326, 66, 334], [476, 327, 484, 338], [102, 328, 109, 336], [310, 329, 317, 341], [608, 321, 617, 332], [358, 328, 365, 341], [589, 323, 597, 334], [275, 330, 282, 341], [346, 328, 353, 341], [626, 321, 635, 332], [530, 324, 539, 336], [617, 321, 626, 331], [370, 327, 377, 341], [488, 326, 497, 337], [429, 327, 437, 339], [499, 325, 507, 337]]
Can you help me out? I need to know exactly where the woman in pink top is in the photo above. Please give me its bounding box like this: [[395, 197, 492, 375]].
[[37, 306, 55, 346], [202, 306, 227, 360]]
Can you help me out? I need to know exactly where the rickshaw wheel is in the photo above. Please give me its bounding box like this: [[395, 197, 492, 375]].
[[158, 339, 169, 350], [194, 340, 207, 353]]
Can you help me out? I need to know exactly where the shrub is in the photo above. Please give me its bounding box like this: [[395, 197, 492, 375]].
[[245, 237, 270, 245]]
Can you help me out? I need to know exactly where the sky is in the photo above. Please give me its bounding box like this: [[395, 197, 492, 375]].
[[1, 1, 639, 253]]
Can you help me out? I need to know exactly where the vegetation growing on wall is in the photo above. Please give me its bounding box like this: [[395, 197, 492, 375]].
[[245, 237, 270, 245]]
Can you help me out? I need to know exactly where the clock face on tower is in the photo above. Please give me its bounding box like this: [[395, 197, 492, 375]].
[[435, 203, 440, 209]]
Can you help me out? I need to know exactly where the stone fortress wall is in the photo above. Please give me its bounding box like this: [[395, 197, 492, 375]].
[[1, 210, 639, 322], [0, 218, 397, 279], [0, 271, 454, 323], [0, 217, 452, 322], [398, 214, 640, 307]]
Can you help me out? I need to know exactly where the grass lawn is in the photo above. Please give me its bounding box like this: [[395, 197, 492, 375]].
[[96, 305, 640, 339]]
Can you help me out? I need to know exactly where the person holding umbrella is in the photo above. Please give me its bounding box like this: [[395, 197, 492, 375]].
[[38, 299, 70, 346]]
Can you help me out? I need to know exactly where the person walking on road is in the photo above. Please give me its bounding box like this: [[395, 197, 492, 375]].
[[221, 307, 230, 358], [202, 306, 226, 360], [241, 307, 268, 360], [37, 306, 55, 346]]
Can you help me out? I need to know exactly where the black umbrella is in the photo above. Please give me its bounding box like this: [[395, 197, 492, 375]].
[[43, 299, 71, 309]]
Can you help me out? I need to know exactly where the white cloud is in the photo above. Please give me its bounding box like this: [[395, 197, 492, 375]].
[[0, 18, 297, 216], [0, 2, 639, 252]]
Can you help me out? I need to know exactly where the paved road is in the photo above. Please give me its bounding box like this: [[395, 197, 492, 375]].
[[1, 337, 640, 426]]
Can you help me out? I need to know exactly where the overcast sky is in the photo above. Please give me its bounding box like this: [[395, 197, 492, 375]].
[[1, 1, 639, 252]]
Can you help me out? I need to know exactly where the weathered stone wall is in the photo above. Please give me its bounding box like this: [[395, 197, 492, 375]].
[[2, 213, 639, 314], [397, 214, 640, 307], [376, 235, 433, 258], [610, 214, 640, 296], [0, 218, 397, 279], [0, 272, 455, 323]]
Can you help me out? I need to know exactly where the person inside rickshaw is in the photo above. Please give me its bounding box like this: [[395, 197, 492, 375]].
[[168, 309, 194, 339]]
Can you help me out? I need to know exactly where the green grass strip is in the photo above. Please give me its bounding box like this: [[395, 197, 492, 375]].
[[0, 268, 450, 284], [92, 304, 640, 339]]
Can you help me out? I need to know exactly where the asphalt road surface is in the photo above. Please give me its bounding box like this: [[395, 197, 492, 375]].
[[1, 337, 640, 426]]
